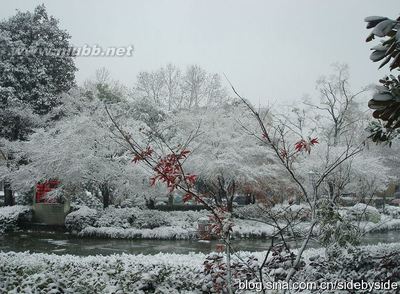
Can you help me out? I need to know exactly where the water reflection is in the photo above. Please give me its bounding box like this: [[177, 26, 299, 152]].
[[0, 230, 398, 256]]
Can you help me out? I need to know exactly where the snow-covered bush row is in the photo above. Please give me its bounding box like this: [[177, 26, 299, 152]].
[[361, 215, 400, 233], [70, 191, 103, 211], [0, 243, 399, 293], [80, 225, 197, 240], [64, 206, 98, 232], [271, 203, 312, 221], [94, 206, 141, 228], [0, 251, 204, 293], [346, 203, 381, 223], [234, 204, 266, 219], [234, 203, 312, 222], [299, 243, 400, 293], [0, 205, 31, 234], [132, 209, 171, 229], [78, 214, 310, 240], [65, 204, 400, 240], [65, 206, 205, 239], [383, 205, 400, 219], [65, 206, 203, 233]]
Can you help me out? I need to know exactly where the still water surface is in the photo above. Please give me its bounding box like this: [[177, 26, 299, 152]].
[[0, 230, 399, 256]]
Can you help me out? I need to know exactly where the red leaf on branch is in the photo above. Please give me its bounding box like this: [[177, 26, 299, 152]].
[[294, 137, 319, 154], [183, 193, 193, 203], [180, 149, 191, 158], [185, 174, 197, 185], [215, 243, 225, 252], [150, 149, 197, 193], [132, 146, 154, 163]]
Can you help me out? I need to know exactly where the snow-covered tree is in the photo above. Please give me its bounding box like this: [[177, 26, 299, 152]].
[[4, 88, 168, 208], [284, 65, 391, 202], [134, 64, 228, 110], [159, 102, 285, 211], [364, 15, 400, 142], [0, 4, 76, 205], [0, 4, 76, 138], [83, 67, 127, 103], [161, 63, 182, 110]]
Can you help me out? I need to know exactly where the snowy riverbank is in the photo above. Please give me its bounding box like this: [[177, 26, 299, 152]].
[[68, 204, 400, 240]]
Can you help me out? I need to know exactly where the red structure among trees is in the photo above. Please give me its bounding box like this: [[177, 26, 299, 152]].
[[35, 180, 60, 203]]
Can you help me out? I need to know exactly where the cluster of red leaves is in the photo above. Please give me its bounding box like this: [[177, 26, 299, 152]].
[[132, 146, 154, 163], [208, 207, 232, 238], [280, 149, 288, 158], [294, 137, 319, 154], [132, 147, 198, 202], [279, 137, 319, 160], [150, 149, 197, 199]]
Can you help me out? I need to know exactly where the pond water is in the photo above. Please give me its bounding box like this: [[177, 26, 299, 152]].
[[1, 230, 399, 256]]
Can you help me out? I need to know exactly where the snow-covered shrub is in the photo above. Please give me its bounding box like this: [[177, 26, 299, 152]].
[[0, 205, 32, 234], [0, 251, 203, 293], [65, 206, 98, 232], [71, 191, 103, 210], [133, 210, 170, 229], [234, 204, 266, 219], [317, 199, 361, 253], [346, 203, 381, 223], [95, 206, 141, 228], [271, 203, 312, 221], [203, 253, 259, 293], [383, 205, 400, 219], [14, 191, 33, 205], [80, 225, 196, 240], [299, 244, 400, 290]]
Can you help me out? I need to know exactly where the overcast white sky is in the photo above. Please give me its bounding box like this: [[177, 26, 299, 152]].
[[1, 0, 398, 105]]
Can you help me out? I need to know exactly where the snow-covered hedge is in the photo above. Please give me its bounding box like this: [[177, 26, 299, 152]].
[[346, 203, 381, 223], [94, 206, 140, 228], [0, 252, 205, 293], [361, 215, 400, 233], [383, 205, 400, 219], [234, 204, 266, 219], [67, 206, 320, 240], [0, 243, 399, 293], [69, 208, 205, 239], [299, 243, 400, 292], [80, 225, 197, 240], [271, 203, 312, 221], [0, 205, 31, 234], [133, 209, 171, 229], [65, 206, 98, 232]]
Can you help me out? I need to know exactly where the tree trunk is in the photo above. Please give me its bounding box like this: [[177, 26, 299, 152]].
[[100, 183, 110, 209], [227, 180, 235, 213], [146, 198, 155, 209], [245, 194, 250, 205], [225, 232, 233, 294], [328, 181, 334, 201], [4, 181, 14, 206], [227, 198, 233, 212], [168, 194, 173, 206]]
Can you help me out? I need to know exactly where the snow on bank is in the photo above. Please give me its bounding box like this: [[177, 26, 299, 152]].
[[0, 243, 399, 293], [77, 218, 305, 240], [0, 205, 31, 234], [360, 215, 400, 233], [66, 205, 400, 240], [80, 225, 197, 240]]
